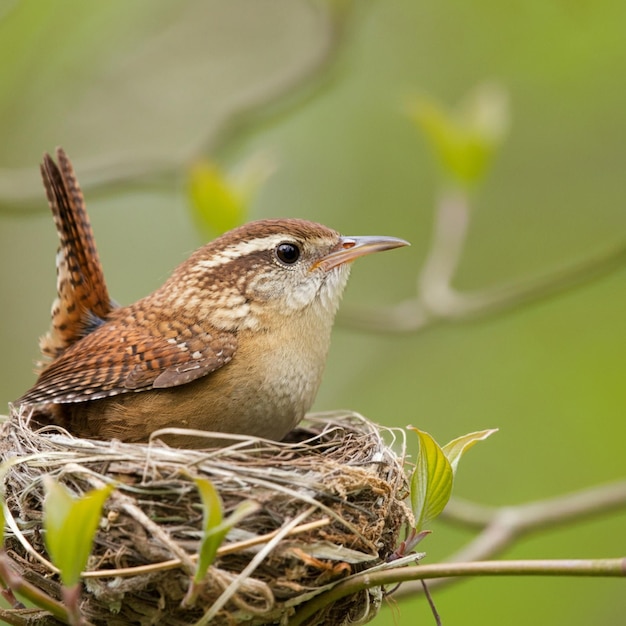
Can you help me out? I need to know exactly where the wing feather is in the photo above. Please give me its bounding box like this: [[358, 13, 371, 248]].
[[18, 317, 237, 405]]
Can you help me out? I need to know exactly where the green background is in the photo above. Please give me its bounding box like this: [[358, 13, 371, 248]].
[[1, 1, 625, 624]]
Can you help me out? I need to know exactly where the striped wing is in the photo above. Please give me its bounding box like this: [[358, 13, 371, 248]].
[[19, 317, 237, 405]]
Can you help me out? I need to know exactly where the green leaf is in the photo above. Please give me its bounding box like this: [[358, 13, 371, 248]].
[[408, 427, 454, 530], [188, 160, 245, 236], [408, 83, 509, 188], [187, 153, 275, 238], [193, 477, 259, 584], [194, 477, 224, 582], [442, 429, 498, 476], [42, 477, 113, 588]]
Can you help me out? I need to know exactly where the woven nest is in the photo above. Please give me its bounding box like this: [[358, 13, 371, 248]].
[[0, 409, 412, 626]]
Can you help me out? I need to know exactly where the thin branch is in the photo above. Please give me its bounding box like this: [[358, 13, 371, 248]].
[[443, 480, 626, 534], [0, 4, 356, 212], [340, 237, 626, 332], [392, 480, 626, 598], [444, 480, 626, 564], [0, 607, 50, 626], [340, 187, 626, 333], [290, 558, 626, 626], [0, 555, 70, 623], [420, 580, 442, 626], [202, 1, 357, 160]]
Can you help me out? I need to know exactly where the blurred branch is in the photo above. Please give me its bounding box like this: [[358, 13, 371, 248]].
[[443, 480, 626, 533], [203, 0, 358, 159], [0, 157, 179, 212], [340, 187, 626, 332], [0, 1, 358, 212]]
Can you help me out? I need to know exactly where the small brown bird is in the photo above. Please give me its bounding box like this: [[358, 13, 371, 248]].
[[16, 148, 409, 445]]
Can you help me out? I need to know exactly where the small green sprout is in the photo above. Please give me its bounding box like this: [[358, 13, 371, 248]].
[[183, 477, 259, 607], [187, 153, 274, 237], [408, 427, 497, 531], [42, 477, 113, 625], [408, 84, 509, 188], [42, 477, 113, 589]]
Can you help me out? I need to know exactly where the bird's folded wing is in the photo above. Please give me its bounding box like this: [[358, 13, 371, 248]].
[[18, 322, 237, 405]]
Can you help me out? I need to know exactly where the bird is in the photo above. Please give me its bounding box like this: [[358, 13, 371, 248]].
[[16, 148, 409, 445]]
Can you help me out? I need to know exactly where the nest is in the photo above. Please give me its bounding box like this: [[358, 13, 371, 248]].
[[0, 410, 412, 626]]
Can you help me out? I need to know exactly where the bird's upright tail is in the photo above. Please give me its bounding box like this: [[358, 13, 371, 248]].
[[38, 148, 115, 368]]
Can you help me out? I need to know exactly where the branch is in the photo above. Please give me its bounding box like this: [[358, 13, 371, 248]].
[[339, 189, 626, 333], [0, 4, 355, 212], [445, 480, 626, 563], [443, 479, 626, 535], [0, 554, 70, 623], [0, 608, 52, 626], [392, 480, 626, 598], [290, 558, 626, 626]]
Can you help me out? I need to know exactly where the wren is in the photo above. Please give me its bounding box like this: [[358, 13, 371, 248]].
[[16, 148, 409, 445]]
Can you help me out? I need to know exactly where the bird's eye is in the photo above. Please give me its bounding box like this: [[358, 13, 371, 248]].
[[275, 242, 301, 265]]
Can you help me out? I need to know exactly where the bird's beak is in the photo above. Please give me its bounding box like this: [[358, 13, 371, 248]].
[[314, 235, 410, 272]]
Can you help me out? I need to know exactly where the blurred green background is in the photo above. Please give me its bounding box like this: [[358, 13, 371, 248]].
[[1, 1, 625, 624]]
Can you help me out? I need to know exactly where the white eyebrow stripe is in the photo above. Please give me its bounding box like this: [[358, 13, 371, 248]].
[[194, 235, 291, 269]]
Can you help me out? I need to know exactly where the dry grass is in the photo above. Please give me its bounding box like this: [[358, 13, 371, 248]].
[[0, 409, 412, 626]]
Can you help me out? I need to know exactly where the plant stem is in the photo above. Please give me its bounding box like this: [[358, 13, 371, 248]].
[[290, 558, 626, 626], [0, 555, 70, 623]]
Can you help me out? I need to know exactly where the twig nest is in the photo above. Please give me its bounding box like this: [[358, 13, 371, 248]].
[[0, 409, 412, 625]]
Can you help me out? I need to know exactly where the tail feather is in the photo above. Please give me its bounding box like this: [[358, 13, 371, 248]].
[[38, 148, 115, 366]]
